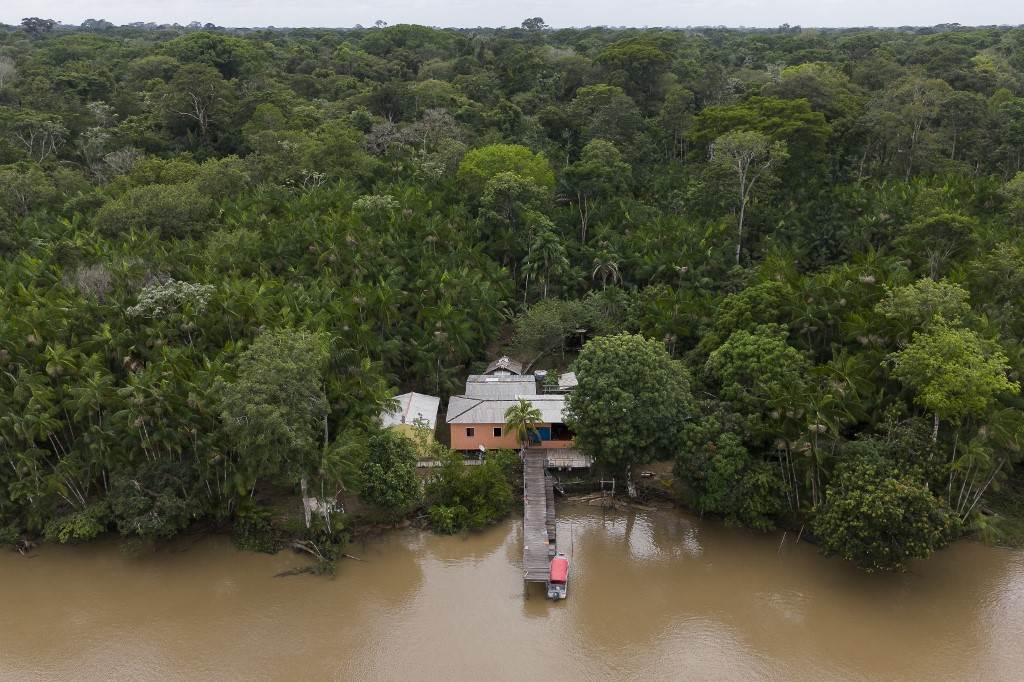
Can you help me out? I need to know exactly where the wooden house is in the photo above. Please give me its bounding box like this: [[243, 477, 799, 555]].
[[444, 360, 575, 453]]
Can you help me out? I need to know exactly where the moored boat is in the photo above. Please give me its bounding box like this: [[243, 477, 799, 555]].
[[546, 553, 569, 599]]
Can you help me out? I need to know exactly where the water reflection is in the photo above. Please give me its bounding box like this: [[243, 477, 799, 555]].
[[343, 530, 425, 610], [420, 520, 509, 566], [0, 506, 1021, 680]]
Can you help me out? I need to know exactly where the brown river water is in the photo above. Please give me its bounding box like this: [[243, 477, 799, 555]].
[[1, 503, 1022, 681]]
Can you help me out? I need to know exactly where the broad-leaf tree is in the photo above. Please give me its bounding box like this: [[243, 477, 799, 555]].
[[219, 329, 330, 497], [566, 334, 694, 477]]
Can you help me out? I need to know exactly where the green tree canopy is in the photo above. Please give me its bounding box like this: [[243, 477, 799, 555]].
[[566, 333, 694, 475], [94, 183, 214, 237], [705, 324, 809, 411], [764, 62, 863, 123], [567, 84, 644, 147], [691, 96, 829, 183], [219, 329, 330, 495], [890, 323, 1019, 434], [360, 430, 421, 516], [813, 452, 956, 572], [457, 144, 555, 196], [875, 278, 972, 332]]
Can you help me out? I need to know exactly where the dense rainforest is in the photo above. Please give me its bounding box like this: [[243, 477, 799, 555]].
[[2, 18, 1024, 571]]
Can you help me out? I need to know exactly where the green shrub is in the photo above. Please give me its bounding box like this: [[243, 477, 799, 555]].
[[428, 504, 468, 534], [0, 524, 22, 547], [43, 502, 110, 544], [425, 450, 517, 533], [359, 430, 421, 518], [812, 453, 958, 572], [232, 504, 278, 553]]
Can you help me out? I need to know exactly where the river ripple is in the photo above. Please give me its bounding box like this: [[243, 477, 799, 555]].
[[1, 503, 1021, 680]]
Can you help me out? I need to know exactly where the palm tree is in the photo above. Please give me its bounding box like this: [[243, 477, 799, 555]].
[[504, 398, 542, 450], [592, 243, 623, 288], [529, 229, 570, 300]]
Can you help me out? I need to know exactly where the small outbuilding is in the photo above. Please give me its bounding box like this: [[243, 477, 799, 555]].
[[483, 356, 524, 376], [557, 372, 578, 392]]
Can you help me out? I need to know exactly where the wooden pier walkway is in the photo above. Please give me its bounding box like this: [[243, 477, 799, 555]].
[[522, 448, 556, 582]]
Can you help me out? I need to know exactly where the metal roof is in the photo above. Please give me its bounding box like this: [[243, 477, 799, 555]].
[[558, 372, 578, 391], [484, 356, 524, 375], [464, 374, 537, 399], [445, 394, 567, 425], [445, 395, 482, 423], [522, 395, 569, 422], [380, 392, 440, 431]]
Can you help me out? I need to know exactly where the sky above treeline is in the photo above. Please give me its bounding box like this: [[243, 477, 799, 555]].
[[2, 0, 1021, 29]]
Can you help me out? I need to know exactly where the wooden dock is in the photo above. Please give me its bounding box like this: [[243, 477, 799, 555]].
[[522, 448, 556, 582]]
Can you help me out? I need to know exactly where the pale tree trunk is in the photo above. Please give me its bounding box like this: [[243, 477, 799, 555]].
[[735, 160, 749, 266], [300, 476, 311, 529], [735, 195, 747, 265], [577, 192, 590, 243], [963, 458, 1005, 520]]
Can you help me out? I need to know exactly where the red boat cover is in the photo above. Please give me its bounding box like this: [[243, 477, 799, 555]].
[[549, 556, 569, 583]]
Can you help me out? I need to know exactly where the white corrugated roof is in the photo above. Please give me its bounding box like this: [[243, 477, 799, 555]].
[[380, 392, 440, 430], [445, 395, 566, 425]]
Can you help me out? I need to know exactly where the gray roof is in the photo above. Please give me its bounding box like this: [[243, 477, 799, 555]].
[[484, 356, 524, 375], [445, 394, 566, 425], [524, 395, 569, 422], [380, 392, 440, 431], [558, 372, 578, 391], [464, 374, 537, 399]]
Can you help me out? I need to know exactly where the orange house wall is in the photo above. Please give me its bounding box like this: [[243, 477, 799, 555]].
[[449, 423, 573, 451]]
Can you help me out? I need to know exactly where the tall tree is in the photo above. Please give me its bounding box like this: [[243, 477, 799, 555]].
[[0, 56, 16, 90], [710, 130, 788, 265], [813, 451, 955, 572], [890, 323, 1019, 442], [563, 139, 631, 243], [219, 329, 330, 497]]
